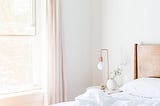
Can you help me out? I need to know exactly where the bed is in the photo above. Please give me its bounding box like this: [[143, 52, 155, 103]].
[[52, 44, 160, 106]]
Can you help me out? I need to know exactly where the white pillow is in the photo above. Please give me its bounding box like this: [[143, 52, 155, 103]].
[[120, 78, 160, 98]]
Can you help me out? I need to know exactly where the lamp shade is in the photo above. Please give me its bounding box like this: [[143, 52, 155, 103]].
[[97, 61, 103, 70]]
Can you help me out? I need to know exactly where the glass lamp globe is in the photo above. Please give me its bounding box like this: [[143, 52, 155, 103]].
[[97, 62, 103, 71]]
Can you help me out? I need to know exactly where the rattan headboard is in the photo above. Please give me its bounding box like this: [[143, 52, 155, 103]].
[[134, 44, 160, 79]]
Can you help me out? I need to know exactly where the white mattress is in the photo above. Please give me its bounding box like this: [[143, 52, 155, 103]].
[[52, 92, 160, 106]]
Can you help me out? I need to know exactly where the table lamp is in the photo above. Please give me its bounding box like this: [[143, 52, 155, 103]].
[[97, 49, 117, 91]]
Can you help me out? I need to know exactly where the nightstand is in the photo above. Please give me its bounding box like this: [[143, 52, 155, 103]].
[[86, 86, 101, 90]]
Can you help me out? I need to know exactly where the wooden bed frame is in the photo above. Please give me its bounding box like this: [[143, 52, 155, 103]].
[[134, 44, 160, 79]]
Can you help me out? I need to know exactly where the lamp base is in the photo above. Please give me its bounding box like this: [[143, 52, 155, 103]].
[[106, 79, 117, 91]]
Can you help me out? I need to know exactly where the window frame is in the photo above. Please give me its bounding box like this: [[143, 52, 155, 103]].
[[0, 0, 36, 36]]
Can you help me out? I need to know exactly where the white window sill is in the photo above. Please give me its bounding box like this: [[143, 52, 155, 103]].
[[0, 83, 41, 94], [0, 89, 43, 99]]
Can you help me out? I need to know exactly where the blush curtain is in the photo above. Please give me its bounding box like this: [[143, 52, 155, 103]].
[[46, 0, 66, 105]]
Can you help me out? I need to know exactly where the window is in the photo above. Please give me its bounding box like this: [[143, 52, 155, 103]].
[[0, 39, 41, 94], [0, 0, 40, 95], [0, 0, 36, 35]]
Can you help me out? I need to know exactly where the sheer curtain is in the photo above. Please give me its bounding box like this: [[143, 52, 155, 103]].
[[46, 0, 66, 105]]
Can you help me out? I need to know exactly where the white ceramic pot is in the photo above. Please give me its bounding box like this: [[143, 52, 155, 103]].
[[106, 79, 117, 91]]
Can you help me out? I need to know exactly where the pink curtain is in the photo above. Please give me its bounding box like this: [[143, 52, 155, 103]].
[[46, 0, 66, 104]]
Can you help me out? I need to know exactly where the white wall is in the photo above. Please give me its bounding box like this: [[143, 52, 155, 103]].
[[98, 0, 160, 85], [60, 0, 160, 100], [61, 0, 93, 100], [91, 0, 105, 86]]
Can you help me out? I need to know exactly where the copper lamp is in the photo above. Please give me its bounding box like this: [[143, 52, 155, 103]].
[[97, 49, 117, 90], [97, 49, 109, 80]]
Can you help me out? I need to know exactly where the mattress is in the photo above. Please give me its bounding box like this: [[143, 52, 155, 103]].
[[52, 92, 160, 106]]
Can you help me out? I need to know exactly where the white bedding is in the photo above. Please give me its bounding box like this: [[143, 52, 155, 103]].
[[51, 101, 75, 106], [52, 89, 160, 106]]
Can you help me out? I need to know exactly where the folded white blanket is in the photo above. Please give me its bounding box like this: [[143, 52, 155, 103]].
[[75, 89, 115, 106], [74, 89, 160, 106]]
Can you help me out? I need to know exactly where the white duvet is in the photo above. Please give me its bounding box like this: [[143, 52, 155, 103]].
[[75, 89, 160, 106], [53, 89, 160, 106]]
